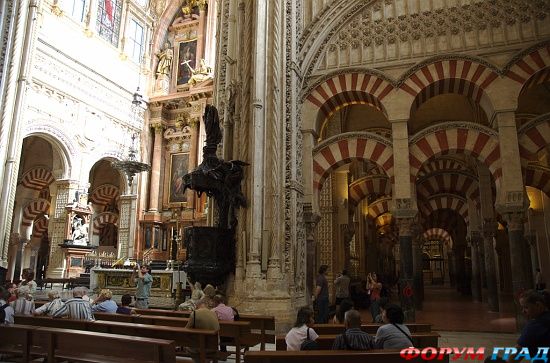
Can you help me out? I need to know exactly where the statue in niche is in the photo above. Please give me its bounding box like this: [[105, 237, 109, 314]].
[[71, 216, 89, 246], [186, 59, 213, 86], [156, 42, 173, 78]]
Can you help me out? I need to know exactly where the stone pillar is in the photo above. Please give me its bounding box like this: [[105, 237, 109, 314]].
[[390, 120, 412, 199], [503, 212, 531, 292], [482, 219, 499, 312], [412, 236, 424, 310], [526, 233, 539, 282], [148, 123, 164, 212], [196, 1, 207, 60], [304, 206, 321, 301], [46, 180, 80, 278], [397, 217, 415, 321], [470, 232, 482, 302], [118, 194, 138, 259]]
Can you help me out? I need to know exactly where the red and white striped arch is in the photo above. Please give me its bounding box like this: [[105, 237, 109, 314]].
[[417, 158, 469, 178], [506, 45, 550, 87], [92, 212, 119, 234], [89, 184, 120, 207], [410, 78, 492, 117], [32, 216, 49, 238], [416, 173, 478, 200], [348, 175, 392, 206], [524, 166, 550, 198], [423, 228, 452, 245], [313, 134, 394, 194], [368, 197, 392, 219], [20, 167, 54, 191], [409, 126, 501, 183], [519, 119, 550, 161], [419, 194, 468, 224], [375, 213, 393, 228], [21, 199, 50, 227], [401, 59, 498, 104], [521, 68, 550, 92]]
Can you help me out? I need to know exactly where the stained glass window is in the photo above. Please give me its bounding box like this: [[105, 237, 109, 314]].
[[96, 0, 123, 47]]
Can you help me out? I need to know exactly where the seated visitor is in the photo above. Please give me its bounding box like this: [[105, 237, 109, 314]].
[[4, 282, 17, 303], [375, 304, 413, 349], [116, 294, 135, 315], [34, 290, 65, 316], [10, 285, 35, 315], [285, 306, 318, 351], [19, 269, 37, 297], [92, 289, 118, 313], [374, 297, 390, 323], [332, 298, 354, 324], [53, 286, 94, 321], [186, 299, 220, 363], [211, 294, 234, 321], [509, 290, 550, 361], [332, 309, 375, 350], [202, 284, 216, 309], [0, 286, 15, 325], [189, 278, 205, 301]]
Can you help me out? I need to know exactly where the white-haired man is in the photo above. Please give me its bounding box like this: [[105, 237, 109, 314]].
[[53, 286, 94, 321]]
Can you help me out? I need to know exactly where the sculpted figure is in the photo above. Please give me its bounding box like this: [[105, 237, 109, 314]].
[[156, 42, 173, 77]]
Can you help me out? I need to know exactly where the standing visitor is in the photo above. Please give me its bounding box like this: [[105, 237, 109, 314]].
[[132, 264, 153, 309], [367, 272, 382, 322], [314, 264, 329, 323], [334, 269, 351, 306]]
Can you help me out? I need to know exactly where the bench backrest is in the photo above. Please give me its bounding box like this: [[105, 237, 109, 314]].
[[313, 323, 432, 335], [276, 332, 440, 350], [245, 350, 449, 363]]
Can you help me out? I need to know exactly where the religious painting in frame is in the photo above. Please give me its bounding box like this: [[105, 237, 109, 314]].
[[177, 39, 197, 85], [169, 153, 189, 204]]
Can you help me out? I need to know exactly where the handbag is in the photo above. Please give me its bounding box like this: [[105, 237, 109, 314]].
[[300, 327, 320, 350]]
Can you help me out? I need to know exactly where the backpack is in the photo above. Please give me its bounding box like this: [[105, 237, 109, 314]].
[[0, 303, 10, 323], [232, 307, 240, 321], [300, 328, 320, 351]]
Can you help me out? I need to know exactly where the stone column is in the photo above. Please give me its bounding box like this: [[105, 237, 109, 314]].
[[148, 123, 164, 212], [526, 233, 539, 282], [46, 180, 80, 278], [412, 236, 424, 310], [470, 232, 482, 302], [118, 194, 138, 259], [303, 206, 321, 301], [246, 0, 268, 279], [397, 217, 415, 321], [503, 212, 531, 292], [196, 1, 207, 60], [482, 219, 499, 312]]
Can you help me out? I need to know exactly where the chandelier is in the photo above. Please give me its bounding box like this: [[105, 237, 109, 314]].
[[112, 88, 151, 188]]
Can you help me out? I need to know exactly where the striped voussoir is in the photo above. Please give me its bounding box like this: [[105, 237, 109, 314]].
[[375, 213, 393, 227], [524, 166, 550, 197], [419, 193, 469, 225], [518, 119, 550, 161], [312, 135, 394, 192], [416, 173, 479, 200], [348, 174, 391, 206], [400, 59, 498, 100], [20, 167, 55, 191], [32, 216, 49, 238], [21, 198, 50, 227], [92, 212, 119, 234], [423, 208, 466, 232], [89, 184, 120, 207], [506, 45, 550, 86], [417, 158, 470, 177], [423, 228, 452, 246], [367, 196, 392, 219], [409, 127, 501, 183]]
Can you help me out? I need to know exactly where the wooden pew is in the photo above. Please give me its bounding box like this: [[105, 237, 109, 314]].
[[95, 313, 252, 363], [312, 322, 432, 335], [0, 324, 176, 363], [136, 308, 275, 349], [14, 315, 219, 363], [245, 350, 450, 363], [275, 332, 440, 350], [0, 324, 34, 362]]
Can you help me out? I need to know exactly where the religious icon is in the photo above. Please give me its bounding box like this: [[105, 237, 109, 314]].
[[177, 40, 197, 85], [169, 153, 189, 204]]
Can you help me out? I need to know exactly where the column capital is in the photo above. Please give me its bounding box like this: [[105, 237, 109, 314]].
[[502, 211, 525, 232], [391, 198, 418, 219], [303, 205, 321, 241], [151, 123, 165, 133], [482, 218, 497, 238], [396, 218, 415, 237]]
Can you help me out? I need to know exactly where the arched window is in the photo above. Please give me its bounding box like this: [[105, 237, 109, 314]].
[[96, 0, 123, 46]]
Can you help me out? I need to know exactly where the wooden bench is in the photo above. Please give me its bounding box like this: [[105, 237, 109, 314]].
[[275, 332, 440, 350], [0, 324, 176, 363], [95, 312, 253, 363], [245, 350, 449, 363], [15, 315, 219, 363], [136, 308, 275, 349], [313, 322, 432, 335]]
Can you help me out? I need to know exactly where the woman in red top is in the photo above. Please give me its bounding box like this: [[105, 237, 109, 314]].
[[367, 272, 382, 322]]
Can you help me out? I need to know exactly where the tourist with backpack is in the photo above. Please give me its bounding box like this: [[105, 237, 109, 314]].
[[285, 306, 319, 351]]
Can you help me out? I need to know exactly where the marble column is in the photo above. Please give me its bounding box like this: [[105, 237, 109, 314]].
[[482, 219, 499, 312], [526, 233, 539, 282], [504, 212, 531, 293], [412, 236, 424, 310], [397, 218, 415, 321], [118, 194, 138, 259], [470, 233, 482, 302], [148, 123, 164, 212], [304, 206, 321, 302], [46, 180, 80, 278]]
